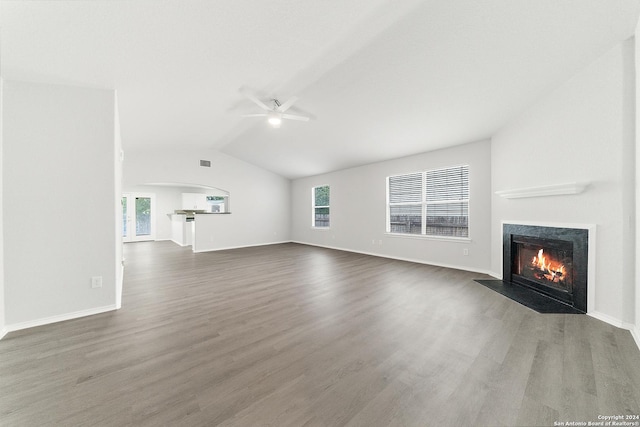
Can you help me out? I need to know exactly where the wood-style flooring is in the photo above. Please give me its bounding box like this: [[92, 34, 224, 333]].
[[1, 241, 639, 426]]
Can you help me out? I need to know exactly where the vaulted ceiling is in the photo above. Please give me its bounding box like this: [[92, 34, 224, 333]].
[[2, 0, 639, 178]]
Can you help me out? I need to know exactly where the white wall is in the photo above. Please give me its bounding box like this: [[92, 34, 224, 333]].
[[492, 40, 636, 325], [123, 185, 182, 241], [3, 80, 118, 326], [633, 21, 640, 347], [123, 148, 291, 251], [0, 78, 5, 337], [291, 140, 492, 274], [114, 92, 124, 309]]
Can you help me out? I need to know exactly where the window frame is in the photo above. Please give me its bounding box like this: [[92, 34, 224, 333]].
[[312, 184, 331, 229], [386, 165, 470, 240]]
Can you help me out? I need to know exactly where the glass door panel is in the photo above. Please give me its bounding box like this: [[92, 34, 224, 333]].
[[122, 193, 155, 242], [122, 196, 128, 237], [135, 197, 151, 237]]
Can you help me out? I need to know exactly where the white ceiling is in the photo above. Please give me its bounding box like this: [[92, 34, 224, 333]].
[[2, 0, 639, 179]]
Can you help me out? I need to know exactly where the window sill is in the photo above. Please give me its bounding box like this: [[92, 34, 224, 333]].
[[312, 227, 331, 231], [385, 233, 471, 243]]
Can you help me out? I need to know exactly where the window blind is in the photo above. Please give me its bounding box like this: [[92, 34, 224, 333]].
[[388, 173, 422, 204], [426, 166, 469, 202], [387, 165, 469, 238]]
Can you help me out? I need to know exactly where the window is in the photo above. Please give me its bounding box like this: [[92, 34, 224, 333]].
[[312, 185, 330, 228], [387, 165, 469, 238]]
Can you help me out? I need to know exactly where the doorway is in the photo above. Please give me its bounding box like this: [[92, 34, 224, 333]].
[[122, 193, 156, 242]]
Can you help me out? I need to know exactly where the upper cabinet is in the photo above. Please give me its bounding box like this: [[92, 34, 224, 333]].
[[181, 192, 229, 213], [181, 193, 209, 210]]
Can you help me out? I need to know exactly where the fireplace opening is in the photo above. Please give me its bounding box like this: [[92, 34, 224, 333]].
[[511, 236, 573, 305], [499, 224, 589, 313]]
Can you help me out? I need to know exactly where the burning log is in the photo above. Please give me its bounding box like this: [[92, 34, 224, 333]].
[[531, 248, 566, 283]]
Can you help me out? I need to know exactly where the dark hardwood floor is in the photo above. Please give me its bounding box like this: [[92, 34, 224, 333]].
[[1, 241, 639, 426]]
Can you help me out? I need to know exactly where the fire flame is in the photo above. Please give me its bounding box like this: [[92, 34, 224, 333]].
[[531, 249, 566, 283]]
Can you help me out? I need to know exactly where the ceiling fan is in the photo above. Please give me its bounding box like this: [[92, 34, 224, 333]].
[[240, 88, 310, 128]]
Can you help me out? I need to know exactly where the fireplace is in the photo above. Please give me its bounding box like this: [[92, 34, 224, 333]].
[[503, 224, 588, 313]]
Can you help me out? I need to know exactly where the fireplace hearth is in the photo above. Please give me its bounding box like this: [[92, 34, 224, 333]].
[[501, 223, 588, 313]]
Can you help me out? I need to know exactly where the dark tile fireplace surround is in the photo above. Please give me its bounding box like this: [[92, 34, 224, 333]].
[[477, 223, 589, 314]]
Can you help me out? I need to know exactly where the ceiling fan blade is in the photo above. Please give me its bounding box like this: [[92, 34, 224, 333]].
[[276, 96, 298, 113], [240, 88, 271, 111], [240, 113, 268, 118], [282, 113, 310, 122]]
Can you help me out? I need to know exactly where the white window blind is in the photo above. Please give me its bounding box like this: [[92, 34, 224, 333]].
[[387, 165, 469, 238], [388, 173, 422, 203]]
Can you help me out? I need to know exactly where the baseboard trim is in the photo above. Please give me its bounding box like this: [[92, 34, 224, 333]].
[[3, 304, 118, 337], [291, 241, 496, 277], [488, 271, 502, 280], [0, 327, 8, 341], [588, 311, 639, 350], [588, 311, 626, 328], [170, 239, 191, 247], [631, 326, 640, 351], [625, 325, 640, 350], [193, 240, 292, 254]]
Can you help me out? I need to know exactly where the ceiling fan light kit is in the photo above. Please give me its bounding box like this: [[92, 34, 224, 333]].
[[267, 113, 282, 128], [240, 88, 310, 128]]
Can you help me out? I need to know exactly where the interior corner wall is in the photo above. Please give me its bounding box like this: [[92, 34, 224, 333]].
[[290, 140, 493, 274], [491, 40, 635, 325], [3, 80, 118, 326], [622, 37, 636, 329], [635, 21, 640, 340], [114, 91, 124, 309], [123, 148, 291, 251], [0, 78, 5, 337]]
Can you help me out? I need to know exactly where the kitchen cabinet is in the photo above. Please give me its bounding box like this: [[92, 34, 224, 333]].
[[181, 193, 209, 210]]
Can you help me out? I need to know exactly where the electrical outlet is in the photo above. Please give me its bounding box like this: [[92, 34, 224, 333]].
[[91, 276, 103, 288], [463, 248, 469, 256]]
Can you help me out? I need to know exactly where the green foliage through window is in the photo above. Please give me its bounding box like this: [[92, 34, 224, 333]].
[[313, 185, 330, 228]]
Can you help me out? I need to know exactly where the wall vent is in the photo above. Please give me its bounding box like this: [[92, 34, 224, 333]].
[[200, 160, 211, 167]]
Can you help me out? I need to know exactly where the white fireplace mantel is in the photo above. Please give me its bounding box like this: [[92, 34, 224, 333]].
[[495, 182, 588, 199]]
